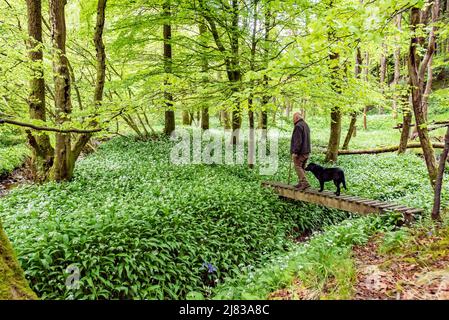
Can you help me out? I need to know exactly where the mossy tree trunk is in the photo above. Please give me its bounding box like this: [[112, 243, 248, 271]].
[[25, 0, 54, 182], [325, 108, 342, 163], [0, 221, 37, 300], [49, 0, 74, 181]]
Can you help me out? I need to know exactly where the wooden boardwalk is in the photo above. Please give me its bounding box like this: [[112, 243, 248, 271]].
[[262, 181, 423, 222]]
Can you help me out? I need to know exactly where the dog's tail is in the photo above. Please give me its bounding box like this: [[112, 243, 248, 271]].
[[342, 172, 347, 190]]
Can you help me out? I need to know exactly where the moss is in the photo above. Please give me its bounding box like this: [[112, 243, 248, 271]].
[[0, 221, 37, 300]]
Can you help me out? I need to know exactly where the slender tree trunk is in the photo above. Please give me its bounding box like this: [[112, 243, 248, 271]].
[[325, 48, 343, 163], [379, 42, 387, 114], [363, 52, 369, 130], [222, 110, 231, 129], [25, 0, 54, 181], [342, 113, 357, 150], [248, 0, 257, 169], [71, 0, 107, 163], [248, 102, 255, 169], [431, 126, 449, 220], [230, 0, 241, 144], [398, 96, 413, 154], [342, 48, 362, 150], [163, 0, 175, 135], [392, 14, 402, 119], [259, 6, 271, 132], [199, 21, 209, 130]]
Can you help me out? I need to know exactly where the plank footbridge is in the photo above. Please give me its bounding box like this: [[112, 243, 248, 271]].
[[262, 181, 423, 222]]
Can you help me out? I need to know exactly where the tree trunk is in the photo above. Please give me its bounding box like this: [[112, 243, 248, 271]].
[[259, 6, 271, 132], [363, 107, 367, 130], [338, 142, 445, 155], [230, 0, 241, 144], [363, 52, 369, 130], [248, 103, 255, 169], [408, 3, 439, 187], [342, 48, 362, 150], [342, 112, 357, 150], [431, 126, 449, 220], [325, 108, 342, 162], [163, 0, 175, 135], [0, 221, 37, 300], [199, 21, 209, 130], [25, 0, 54, 182], [398, 101, 412, 154], [221, 110, 231, 129], [182, 111, 190, 125], [71, 0, 107, 163], [258, 109, 268, 130], [391, 14, 402, 119], [201, 107, 209, 130], [248, 0, 257, 169], [379, 42, 387, 114], [325, 43, 343, 163], [49, 0, 73, 181]]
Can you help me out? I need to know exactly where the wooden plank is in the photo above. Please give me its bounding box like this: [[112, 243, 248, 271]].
[[358, 199, 381, 206], [344, 196, 361, 202], [381, 205, 410, 212], [405, 208, 424, 215], [376, 203, 398, 209], [337, 195, 355, 200]]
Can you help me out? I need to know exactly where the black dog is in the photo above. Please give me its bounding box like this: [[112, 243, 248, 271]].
[[305, 163, 347, 196]]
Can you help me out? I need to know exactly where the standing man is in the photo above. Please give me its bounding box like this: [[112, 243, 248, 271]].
[[290, 112, 311, 190]]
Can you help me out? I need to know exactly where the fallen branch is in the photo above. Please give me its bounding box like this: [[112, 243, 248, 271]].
[[393, 121, 449, 129], [337, 143, 445, 155], [0, 118, 102, 134]]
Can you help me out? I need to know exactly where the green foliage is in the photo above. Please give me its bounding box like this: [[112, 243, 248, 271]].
[[429, 88, 449, 116], [378, 228, 412, 254], [212, 214, 398, 300], [0, 137, 344, 300], [0, 144, 29, 176], [0, 128, 28, 176]]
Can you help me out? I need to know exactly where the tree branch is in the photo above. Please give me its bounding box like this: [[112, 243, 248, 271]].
[[0, 118, 102, 133]]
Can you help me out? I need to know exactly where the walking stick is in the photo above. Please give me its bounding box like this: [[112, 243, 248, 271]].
[[287, 154, 293, 185]]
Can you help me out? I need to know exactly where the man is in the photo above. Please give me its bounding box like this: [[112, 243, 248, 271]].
[[290, 112, 311, 190]]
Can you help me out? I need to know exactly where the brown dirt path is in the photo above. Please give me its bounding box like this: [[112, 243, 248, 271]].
[[353, 232, 449, 300]]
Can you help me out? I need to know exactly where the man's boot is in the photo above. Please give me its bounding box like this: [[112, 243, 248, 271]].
[[295, 181, 310, 191]]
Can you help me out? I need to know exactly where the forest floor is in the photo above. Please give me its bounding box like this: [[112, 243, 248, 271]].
[[1, 114, 449, 299], [268, 218, 449, 300]]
